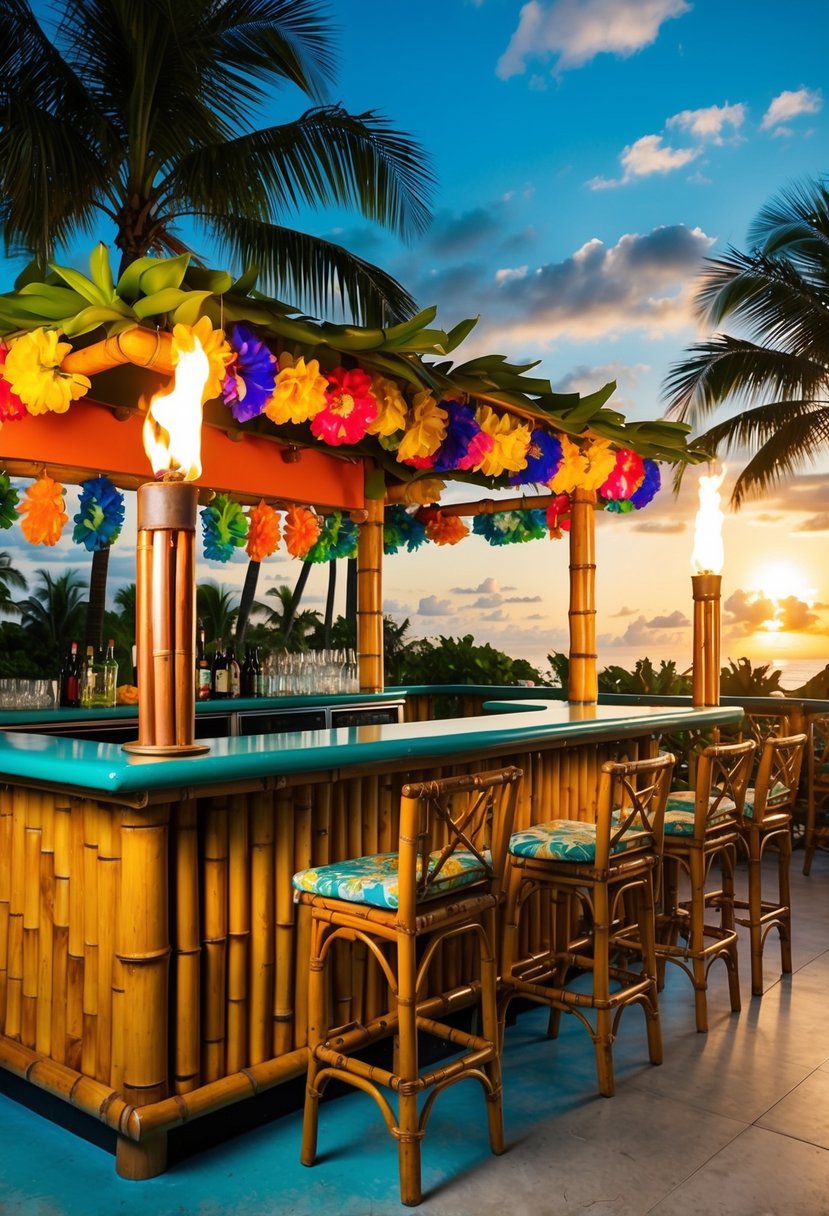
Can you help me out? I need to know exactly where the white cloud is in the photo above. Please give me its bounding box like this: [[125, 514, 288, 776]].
[[666, 102, 746, 143], [417, 595, 453, 616], [761, 87, 822, 130], [588, 134, 699, 189], [451, 576, 501, 595], [497, 0, 691, 78]]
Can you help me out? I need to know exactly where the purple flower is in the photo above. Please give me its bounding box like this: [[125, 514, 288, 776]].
[[509, 429, 562, 485], [630, 459, 661, 509], [433, 401, 481, 472], [222, 325, 277, 423]]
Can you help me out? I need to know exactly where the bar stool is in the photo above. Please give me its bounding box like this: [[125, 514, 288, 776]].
[[293, 766, 522, 1208], [803, 714, 829, 875], [499, 753, 674, 1098], [734, 733, 806, 995], [657, 739, 755, 1032]]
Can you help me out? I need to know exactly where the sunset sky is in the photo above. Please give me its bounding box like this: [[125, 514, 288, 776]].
[[2, 0, 828, 683]]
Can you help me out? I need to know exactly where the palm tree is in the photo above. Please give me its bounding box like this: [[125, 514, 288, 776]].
[[196, 581, 239, 648], [664, 177, 829, 506], [0, 551, 27, 617], [1, 0, 433, 322], [254, 582, 320, 651], [15, 568, 87, 665]]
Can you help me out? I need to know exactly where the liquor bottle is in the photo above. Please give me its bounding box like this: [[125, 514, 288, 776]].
[[59, 641, 81, 708], [227, 644, 241, 699], [103, 638, 118, 708], [211, 637, 229, 699], [80, 644, 96, 708], [254, 647, 266, 698], [240, 645, 256, 698], [195, 622, 212, 701]]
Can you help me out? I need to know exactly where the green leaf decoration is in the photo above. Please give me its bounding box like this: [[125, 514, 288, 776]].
[[61, 304, 134, 338], [171, 291, 214, 326], [88, 244, 115, 299], [48, 262, 109, 307], [116, 256, 164, 302], [133, 287, 196, 319], [138, 254, 191, 297]]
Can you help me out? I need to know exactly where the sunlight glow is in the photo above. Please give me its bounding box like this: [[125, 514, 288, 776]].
[[750, 560, 816, 607]]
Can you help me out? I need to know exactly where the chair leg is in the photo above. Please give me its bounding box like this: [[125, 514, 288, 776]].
[[396, 931, 422, 1207], [545, 888, 570, 1041], [300, 921, 326, 1168], [746, 829, 764, 997], [688, 850, 709, 1033], [637, 871, 662, 1067], [779, 830, 793, 978], [591, 881, 615, 1098], [803, 791, 816, 876], [721, 846, 741, 1015], [480, 907, 505, 1155]]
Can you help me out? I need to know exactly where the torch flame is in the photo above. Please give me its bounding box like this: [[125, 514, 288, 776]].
[[691, 467, 726, 575], [142, 337, 210, 481]]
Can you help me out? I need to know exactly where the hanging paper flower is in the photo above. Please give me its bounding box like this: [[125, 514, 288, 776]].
[[3, 330, 90, 415], [472, 509, 547, 546], [284, 505, 321, 558], [473, 407, 532, 478], [549, 436, 616, 495], [18, 474, 68, 545], [302, 512, 342, 563], [510, 429, 562, 486], [390, 477, 446, 507], [383, 505, 427, 554], [310, 367, 377, 446], [265, 353, 328, 425], [629, 459, 661, 509], [432, 401, 492, 473], [545, 492, 571, 538], [222, 325, 277, 423], [0, 473, 19, 530], [366, 374, 408, 438], [246, 500, 281, 562], [200, 494, 248, 562], [599, 448, 645, 501], [604, 499, 635, 514], [72, 475, 125, 552], [418, 508, 469, 546], [0, 345, 27, 422], [331, 515, 358, 559], [172, 317, 234, 402], [396, 391, 448, 467]]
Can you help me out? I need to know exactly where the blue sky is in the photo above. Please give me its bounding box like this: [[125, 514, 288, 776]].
[[2, 0, 828, 680]]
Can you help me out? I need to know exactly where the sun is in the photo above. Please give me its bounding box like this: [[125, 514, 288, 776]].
[[750, 560, 816, 606]]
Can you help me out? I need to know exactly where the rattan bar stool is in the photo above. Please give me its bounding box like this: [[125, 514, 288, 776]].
[[657, 739, 755, 1032], [803, 715, 829, 876], [499, 753, 674, 1099], [733, 733, 806, 995], [293, 766, 522, 1208]]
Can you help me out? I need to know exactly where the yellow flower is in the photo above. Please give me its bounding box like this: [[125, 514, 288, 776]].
[[474, 406, 532, 477], [3, 329, 90, 415], [392, 477, 446, 506], [396, 391, 447, 464], [365, 374, 408, 437], [549, 436, 617, 494], [172, 317, 233, 402], [265, 352, 328, 424]]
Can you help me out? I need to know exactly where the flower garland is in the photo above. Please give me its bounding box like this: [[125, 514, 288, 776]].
[[18, 474, 67, 545], [201, 494, 248, 562], [432, 401, 493, 473], [72, 475, 125, 551], [284, 505, 321, 557], [396, 391, 447, 466], [472, 508, 548, 546], [0, 473, 19, 529], [510, 429, 562, 486], [265, 353, 328, 425], [246, 500, 281, 562], [176, 317, 233, 401], [599, 448, 645, 500], [3, 330, 90, 415], [310, 367, 377, 445], [301, 512, 359, 563], [628, 459, 661, 509], [222, 325, 277, 423], [417, 508, 469, 545], [384, 505, 427, 554], [0, 345, 27, 422]]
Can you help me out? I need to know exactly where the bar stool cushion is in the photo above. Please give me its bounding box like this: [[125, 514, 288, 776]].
[[741, 782, 793, 820], [292, 848, 489, 910], [664, 790, 736, 836], [508, 817, 640, 863]]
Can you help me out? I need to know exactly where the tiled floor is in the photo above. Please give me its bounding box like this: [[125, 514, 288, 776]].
[[2, 852, 829, 1215]]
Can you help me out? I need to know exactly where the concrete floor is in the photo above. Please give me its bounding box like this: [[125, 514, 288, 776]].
[[2, 852, 829, 1216]]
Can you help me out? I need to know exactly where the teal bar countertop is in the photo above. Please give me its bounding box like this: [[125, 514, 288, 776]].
[[0, 701, 742, 797]]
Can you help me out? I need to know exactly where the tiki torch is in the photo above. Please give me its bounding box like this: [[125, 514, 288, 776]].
[[123, 339, 211, 755], [691, 468, 726, 708]]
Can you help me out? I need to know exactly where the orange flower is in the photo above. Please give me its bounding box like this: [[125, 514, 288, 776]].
[[18, 474, 68, 545], [246, 500, 281, 562], [418, 508, 469, 545], [284, 505, 321, 557]]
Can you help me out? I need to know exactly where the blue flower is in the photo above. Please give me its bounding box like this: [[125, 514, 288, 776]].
[[222, 325, 277, 423], [629, 459, 661, 509], [72, 475, 125, 551], [384, 505, 426, 554], [509, 430, 562, 485], [201, 494, 248, 562], [473, 509, 547, 546]]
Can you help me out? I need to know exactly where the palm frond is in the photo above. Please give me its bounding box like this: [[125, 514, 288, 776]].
[[208, 0, 336, 103]]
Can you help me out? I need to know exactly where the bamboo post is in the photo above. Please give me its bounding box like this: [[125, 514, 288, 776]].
[[36, 793, 55, 1058], [0, 788, 11, 1030], [692, 573, 721, 707], [248, 792, 275, 1065], [172, 799, 201, 1093], [273, 788, 295, 1057], [293, 786, 313, 1050], [81, 801, 100, 1078], [66, 798, 85, 1068], [226, 795, 250, 1075], [357, 493, 384, 692], [51, 796, 71, 1064], [96, 808, 120, 1084], [568, 488, 598, 704], [202, 799, 229, 1083], [22, 790, 42, 1049]]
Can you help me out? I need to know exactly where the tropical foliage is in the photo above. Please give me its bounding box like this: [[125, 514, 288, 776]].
[[719, 657, 785, 696], [664, 177, 829, 506]]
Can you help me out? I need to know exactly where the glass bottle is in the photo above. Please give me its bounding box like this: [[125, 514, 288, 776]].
[[81, 644, 96, 708], [254, 647, 266, 698], [195, 621, 212, 701], [103, 638, 118, 708], [211, 637, 229, 699], [227, 644, 241, 699], [241, 645, 256, 697], [60, 641, 81, 708]]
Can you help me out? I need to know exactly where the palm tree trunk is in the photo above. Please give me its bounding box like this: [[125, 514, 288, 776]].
[[84, 547, 110, 653], [323, 562, 337, 647], [284, 562, 312, 645], [345, 557, 357, 646], [235, 559, 261, 647]]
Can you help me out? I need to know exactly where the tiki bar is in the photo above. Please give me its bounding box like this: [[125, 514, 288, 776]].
[[0, 251, 813, 1206]]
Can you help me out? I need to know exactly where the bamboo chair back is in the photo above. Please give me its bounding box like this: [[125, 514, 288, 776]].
[[808, 715, 829, 795], [690, 740, 756, 837], [749, 733, 806, 826], [596, 753, 674, 870]]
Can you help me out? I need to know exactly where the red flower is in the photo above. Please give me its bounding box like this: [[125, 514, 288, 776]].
[[0, 344, 28, 421], [310, 367, 377, 446]]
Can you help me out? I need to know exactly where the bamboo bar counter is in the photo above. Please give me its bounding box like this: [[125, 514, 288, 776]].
[[0, 697, 741, 1179]]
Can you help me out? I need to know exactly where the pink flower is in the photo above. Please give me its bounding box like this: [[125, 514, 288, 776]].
[[310, 367, 377, 446]]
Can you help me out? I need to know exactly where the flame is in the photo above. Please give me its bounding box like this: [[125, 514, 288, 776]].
[[142, 337, 210, 480], [691, 467, 726, 575]]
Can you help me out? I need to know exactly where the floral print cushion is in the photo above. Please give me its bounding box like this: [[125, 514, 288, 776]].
[[292, 849, 489, 910], [742, 782, 792, 820], [664, 790, 737, 836], [508, 818, 640, 863]]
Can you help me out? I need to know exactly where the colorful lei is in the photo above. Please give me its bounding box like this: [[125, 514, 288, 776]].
[[310, 367, 377, 445], [246, 500, 281, 562], [18, 474, 68, 545], [2, 329, 90, 415], [284, 505, 321, 557], [418, 508, 469, 545], [384, 505, 427, 554], [72, 475, 125, 551], [222, 325, 277, 423], [201, 494, 249, 562]]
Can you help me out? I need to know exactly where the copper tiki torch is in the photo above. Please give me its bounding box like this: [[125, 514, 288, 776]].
[[691, 469, 726, 708], [123, 338, 211, 755]]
